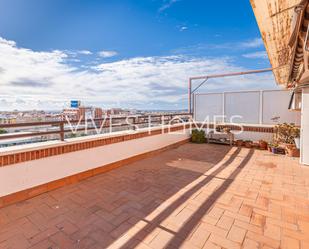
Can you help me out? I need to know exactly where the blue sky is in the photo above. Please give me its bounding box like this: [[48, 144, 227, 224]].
[[0, 0, 278, 110]]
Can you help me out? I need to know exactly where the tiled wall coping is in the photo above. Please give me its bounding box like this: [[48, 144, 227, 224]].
[[198, 123, 274, 133], [0, 123, 190, 167], [0, 122, 275, 167], [197, 122, 275, 128], [0, 123, 189, 156]]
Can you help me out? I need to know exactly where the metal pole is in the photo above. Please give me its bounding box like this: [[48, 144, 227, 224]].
[[188, 78, 192, 113], [222, 92, 225, 123], [60, 122, 64, 141], [189, 68, 272, 81]]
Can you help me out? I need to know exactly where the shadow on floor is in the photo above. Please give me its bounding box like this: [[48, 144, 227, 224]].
[[114, 146, 253, 249], [0, 143, 250, 249]]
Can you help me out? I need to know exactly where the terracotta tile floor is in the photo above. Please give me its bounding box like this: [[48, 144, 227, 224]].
[[1, 143, 309, 249]]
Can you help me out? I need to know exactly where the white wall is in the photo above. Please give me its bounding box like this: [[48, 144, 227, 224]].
[[195, 90, 301, 125], [195, 93, 223, 122], [301, 88, 309, 165], [225, 91, 260, 124], [262, 90, 299, 124], [233, 131, 273, 142], [202, 128, 273, 142], [0, 130, 190, 197]]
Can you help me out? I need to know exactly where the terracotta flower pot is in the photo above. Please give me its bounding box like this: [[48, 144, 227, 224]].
[[259, 140, 268, 150], [244, 141, 252, 148], [252, 142, 260, 149], [286, 145, 300, 157], [279, 143, 290, 149], [235, 140, 243, 146]]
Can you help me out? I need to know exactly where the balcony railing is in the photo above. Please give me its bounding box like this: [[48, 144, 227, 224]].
[[0, 113, 192, 144]]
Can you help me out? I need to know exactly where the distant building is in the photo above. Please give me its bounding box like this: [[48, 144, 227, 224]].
[[62, 108, 79, 120], [77, 107, 86, 120], [110, 108, 122, 115], [104, 108, 136, 116], [0, 115, 16, 124], [94, 108, 103, 119], [62, 106, 104, 120]]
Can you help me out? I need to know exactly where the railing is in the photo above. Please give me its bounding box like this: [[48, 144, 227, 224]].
[[0, 113, 192, 143]]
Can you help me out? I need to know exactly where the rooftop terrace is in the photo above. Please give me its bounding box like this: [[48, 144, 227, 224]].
[[0, 143, 308, 249]]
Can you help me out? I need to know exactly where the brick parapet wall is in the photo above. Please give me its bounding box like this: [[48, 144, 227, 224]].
[[0, 123, 274, 167]]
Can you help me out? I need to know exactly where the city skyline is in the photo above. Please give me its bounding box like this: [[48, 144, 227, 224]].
[[0, 0, 280, 111]]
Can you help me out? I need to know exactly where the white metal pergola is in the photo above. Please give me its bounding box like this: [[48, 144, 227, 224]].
[[188, 68, 273, 113]]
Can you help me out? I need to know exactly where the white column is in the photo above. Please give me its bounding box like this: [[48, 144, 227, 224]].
[[301, 88, 309, 165], [259, 90, 263, 124], [222, 92, 225, 123]]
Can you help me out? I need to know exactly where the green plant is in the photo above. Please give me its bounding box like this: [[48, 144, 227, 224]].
[[67, 133, 77, 138], [191, 129, 206, 144], [0, 128, 7, 134], [291, 126, 300, 138], [268, 142, 278, 148], [273, 123, 300, 145]]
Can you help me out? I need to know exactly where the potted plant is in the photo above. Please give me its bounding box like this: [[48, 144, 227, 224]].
[[191, 129, 206, 144], [285, 144, 300, 157], [252, 142, 260, 149], [273, 123, 300, 149], [268, 142, 277, 153], [235, 139, 244, 146], [267, 142, 273, 152], [271, 143, 279, 154], [259, 140, 268, 150], [277, 147, 286, 155], [244, 140, 253, 148], [272, 144, 285, 155], [222, 127, 231, 133]]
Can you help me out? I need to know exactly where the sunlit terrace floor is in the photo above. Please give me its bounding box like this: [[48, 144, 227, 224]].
[[1, 143, 309, 249]]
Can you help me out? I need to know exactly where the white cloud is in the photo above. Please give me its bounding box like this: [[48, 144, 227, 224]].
[[78, 50, 92, 55], [171, 37, 265, 55], [0, 37, 277, 110], [0, 37, 16, 47], [159, 0, 181, 12], [240, 38, 264, 48], [98, 50, 118, 58], [242, 51, 268, 59], [179, 26, 188, 32]]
